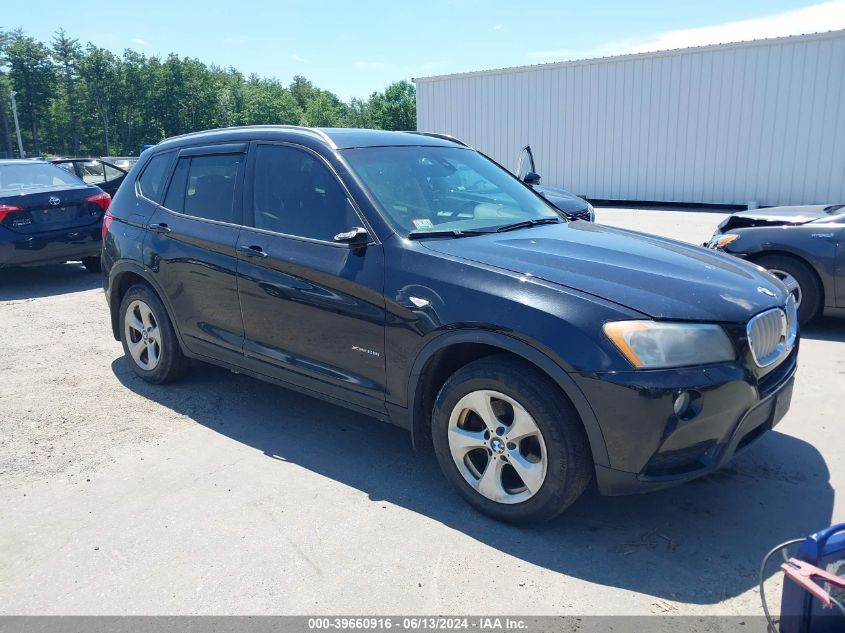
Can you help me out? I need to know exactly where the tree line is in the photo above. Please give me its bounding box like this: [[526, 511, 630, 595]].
[[0, 28, 417, 158]]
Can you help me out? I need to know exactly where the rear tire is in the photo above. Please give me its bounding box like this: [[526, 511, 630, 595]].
[[82, 256, 101, 273], [431, 355, 593, 524], [119, 284, 188, 384], [755, 254, 822, 326]]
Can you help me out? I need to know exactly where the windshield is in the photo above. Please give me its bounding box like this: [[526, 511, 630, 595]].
[[0, 162, 84, 193], [342, 146, 560, 235]]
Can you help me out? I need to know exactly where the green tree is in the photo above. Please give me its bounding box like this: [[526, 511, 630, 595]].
[[302, 91, 341, 127], [51, 28, 82, 154], [6, 31, 55, 155], [371, 80, 416, 130], [0, 29, 14, 155], [78, 45, 119, 154]]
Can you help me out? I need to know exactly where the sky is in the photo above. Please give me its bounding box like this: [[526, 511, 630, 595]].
[[5, 0, 845, 100]]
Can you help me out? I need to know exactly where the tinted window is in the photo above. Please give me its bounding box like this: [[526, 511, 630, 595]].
[[0, 162, 83, 192], [253, 144, 357, 241], [138, 152, 174, 202], [163, 154, 242, 224]]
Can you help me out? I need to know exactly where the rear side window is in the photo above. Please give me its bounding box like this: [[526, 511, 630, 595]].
[[138, 152, 174, 202], [162, 154, 242, 224], [252, 144, 357, 241]]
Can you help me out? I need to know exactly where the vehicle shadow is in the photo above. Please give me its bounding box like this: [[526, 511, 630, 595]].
[[801, 317, 845, 343], [112, 357, 833, 605], [0, 262, 101, 300]]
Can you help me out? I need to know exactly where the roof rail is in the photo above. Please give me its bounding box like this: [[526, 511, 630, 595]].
[[161, 125, 336, 149], [405, 131, 470, 147]]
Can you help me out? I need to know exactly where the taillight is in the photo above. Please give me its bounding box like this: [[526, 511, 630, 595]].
[[0, 204, 23, 222], [85, 191, 112, 211], [102, 210, 114, 241]]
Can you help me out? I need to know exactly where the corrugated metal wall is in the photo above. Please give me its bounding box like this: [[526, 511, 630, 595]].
[[415, 31, 845, 206]]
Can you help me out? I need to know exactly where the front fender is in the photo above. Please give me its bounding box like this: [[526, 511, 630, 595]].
[[405, 328, 610, 468]]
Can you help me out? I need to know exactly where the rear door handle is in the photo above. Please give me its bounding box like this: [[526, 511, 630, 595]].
[[150, 222, 171, 234], [237, 244, 268, 258]]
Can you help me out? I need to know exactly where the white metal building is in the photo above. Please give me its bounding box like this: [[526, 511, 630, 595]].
[[415, 30, 845, 207]]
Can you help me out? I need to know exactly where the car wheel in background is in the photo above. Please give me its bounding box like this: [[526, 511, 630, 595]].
[[431, 354, 592, 523], [81, 257, 101, 273], [755, 254, 822, 326], [119, 284, 188, 384]]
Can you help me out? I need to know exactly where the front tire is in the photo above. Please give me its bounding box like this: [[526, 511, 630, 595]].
[[431, 355, 593, 524], [755, 254, 822, 326], [118, 284, 188, 384]]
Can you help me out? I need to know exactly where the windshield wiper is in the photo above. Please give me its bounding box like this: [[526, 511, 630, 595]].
[[407, 229, 491, 240], [494, 217, 562, 233]]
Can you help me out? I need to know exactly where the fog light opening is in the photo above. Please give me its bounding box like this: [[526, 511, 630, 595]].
[[673, 390, 702, 421]]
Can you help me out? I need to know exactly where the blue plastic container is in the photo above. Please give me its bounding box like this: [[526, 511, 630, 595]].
[[780, 523, 845, 632]]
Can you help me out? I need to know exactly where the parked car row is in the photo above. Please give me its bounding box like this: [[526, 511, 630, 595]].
[[2, 127, 838, 522]]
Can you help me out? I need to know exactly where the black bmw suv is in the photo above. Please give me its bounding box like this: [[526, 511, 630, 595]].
[[103, 126, 799, 523]]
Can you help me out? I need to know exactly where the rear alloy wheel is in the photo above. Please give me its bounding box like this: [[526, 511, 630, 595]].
[[119, 284, 187, 384], [432, 355, 592, 523], [755, 254, 822, 326], [82, 256, 101, 273]]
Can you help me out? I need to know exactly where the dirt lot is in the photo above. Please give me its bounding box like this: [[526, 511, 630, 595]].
[[1, 208, 843, 616]]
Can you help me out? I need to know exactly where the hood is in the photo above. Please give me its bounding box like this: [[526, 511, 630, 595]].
[[533, 184, 589, 214], [421, 222, 787, 322], [720, 205, 842, 230]]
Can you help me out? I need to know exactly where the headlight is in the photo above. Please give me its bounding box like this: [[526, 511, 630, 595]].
[[586, 203, 595, 222], [603, 321, 736, 368], [707, 233, 740, 249]]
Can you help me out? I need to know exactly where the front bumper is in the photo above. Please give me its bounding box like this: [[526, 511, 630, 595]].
[[573, 348, 797, 496], [0, 224, 101, 268]]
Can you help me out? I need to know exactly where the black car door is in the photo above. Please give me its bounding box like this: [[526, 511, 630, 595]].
[[236, 142, 386, 412], [143, 143, 246, 363]]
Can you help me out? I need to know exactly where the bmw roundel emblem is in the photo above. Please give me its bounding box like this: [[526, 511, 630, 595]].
[[49, 196, 61, 206]]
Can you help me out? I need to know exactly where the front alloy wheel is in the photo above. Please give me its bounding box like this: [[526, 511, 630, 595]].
[[432, 355, 592, 523], [447, 390, 547, 504]]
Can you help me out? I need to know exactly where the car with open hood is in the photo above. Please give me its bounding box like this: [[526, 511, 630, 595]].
[[705, 204, 845, 325], [103, 127, 798, 523]]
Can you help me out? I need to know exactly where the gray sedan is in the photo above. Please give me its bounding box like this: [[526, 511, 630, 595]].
[[705, 204, 845, 325]]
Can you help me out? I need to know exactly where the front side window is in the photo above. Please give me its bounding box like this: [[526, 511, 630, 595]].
[[252, 144, 358, 242], [163, 153, 242, 224], [138, 152, 174, 202], [342, 145, 559, 236]]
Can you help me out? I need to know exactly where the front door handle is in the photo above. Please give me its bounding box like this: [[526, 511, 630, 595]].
[[238, 244, 268, 258], [150, 222, 171, 235]]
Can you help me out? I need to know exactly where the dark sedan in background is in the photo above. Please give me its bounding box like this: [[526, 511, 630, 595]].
[[0, 159, 110, 272], [516, 145, 595, 222], [706, 204, 845, 324], [50, 157, 127, 196]]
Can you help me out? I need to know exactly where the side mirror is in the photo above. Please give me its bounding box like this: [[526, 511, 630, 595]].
[[523, 172, 541, 186], [333, 226, 369, 245]]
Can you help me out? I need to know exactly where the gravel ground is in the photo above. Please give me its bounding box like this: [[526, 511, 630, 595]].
[[0, 208, 843, 617]]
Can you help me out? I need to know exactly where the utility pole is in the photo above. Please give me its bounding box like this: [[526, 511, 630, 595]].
[[10, 91, 25, 159]]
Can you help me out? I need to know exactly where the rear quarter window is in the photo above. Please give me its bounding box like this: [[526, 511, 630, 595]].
[[137, 152, 174, 203]]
